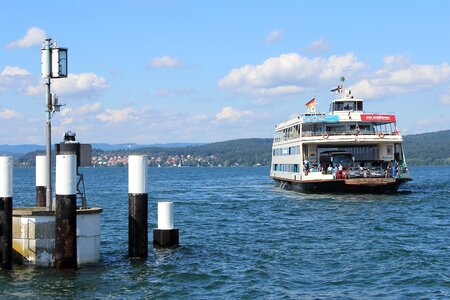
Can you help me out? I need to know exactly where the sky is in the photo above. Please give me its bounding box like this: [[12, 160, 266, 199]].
[[1, 1, 450, 145]]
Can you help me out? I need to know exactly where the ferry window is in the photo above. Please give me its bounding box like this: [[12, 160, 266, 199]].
[[359, 125, 370, 133], [387, 145, 393, 155], [343, 102, 355, 111], [289, 146, 300, 155], [326, 125, 345, 132], [357, 101, 363, 111]]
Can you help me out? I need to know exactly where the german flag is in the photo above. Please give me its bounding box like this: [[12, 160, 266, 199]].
[[306, 98, 316, 107]]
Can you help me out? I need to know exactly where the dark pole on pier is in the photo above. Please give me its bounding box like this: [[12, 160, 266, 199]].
[[0, 156, 13, 270], [55, 154, 77, 270], [41, 37, 68, 211], [128, 155, 148, 258], [42, 38, 53, 211], [36, 155, 46, 207]]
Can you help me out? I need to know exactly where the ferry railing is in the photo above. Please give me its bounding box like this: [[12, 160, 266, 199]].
[[274, 130, 401, 143], [301, 130, 400, 138]]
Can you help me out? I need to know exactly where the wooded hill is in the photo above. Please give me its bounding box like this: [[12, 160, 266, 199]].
[[119, 130, 450, 166], [112, 138, 273, 167], [100, 130, 450, 166], [13, 129, 450, 167], [403, 129, 450, 166]]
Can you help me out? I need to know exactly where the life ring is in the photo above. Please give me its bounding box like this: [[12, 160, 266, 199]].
[[378, 132, 385, 138], [322, 133, 329, 139]]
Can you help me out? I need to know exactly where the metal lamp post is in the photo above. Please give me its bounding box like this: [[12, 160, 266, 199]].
[[41, 38, 68, 210]]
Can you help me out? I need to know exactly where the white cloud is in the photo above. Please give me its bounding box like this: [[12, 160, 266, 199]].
[[96, 107, 138, 123], [23, 84, 43, 95], [1, 66, 31, 76], [306, 39, 330, 53], [6, 27, 47, 49], [218, 52, 366, 97], [442, 88, 450, 104], [415, 116, 450, 133], [0, 66, 32, 93], [252, 85, 304, 97], [60, 108, 72, 116], [61, 102, 101, 116], [381, 55, 412, 70], [1, 69, 108, 98], [149, 56, 182, 68], [61, 117, 73, 125], [77, 102, 102, 114], [215, 106, 252, 122], [265, 30, 283, 44], [350, 55, 450, 99], [187, 114, 208, 122], [155, 88, 195, 98], [0, 109, 21, 119], [52, 73, 108, 97]]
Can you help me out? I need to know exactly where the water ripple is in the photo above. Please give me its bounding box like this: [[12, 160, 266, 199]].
[[3, 166, 449, 299]]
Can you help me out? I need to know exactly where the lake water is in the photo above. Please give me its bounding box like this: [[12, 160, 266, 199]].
[[1, 166, 449, 299]]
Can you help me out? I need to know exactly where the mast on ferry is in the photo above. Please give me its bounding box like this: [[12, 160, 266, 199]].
[[330, 76, 345, 98]]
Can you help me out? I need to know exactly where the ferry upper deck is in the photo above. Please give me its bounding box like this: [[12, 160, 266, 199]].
[[273, 90, 401, 145]]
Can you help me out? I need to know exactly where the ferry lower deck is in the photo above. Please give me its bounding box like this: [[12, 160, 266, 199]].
[[272, 176, 412, 194]]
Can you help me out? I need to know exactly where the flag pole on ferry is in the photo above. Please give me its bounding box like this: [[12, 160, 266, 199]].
[[305, 98, 316, 112]]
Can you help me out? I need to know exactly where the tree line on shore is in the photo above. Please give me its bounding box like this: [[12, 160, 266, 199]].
[[12, 130, 450, 167]]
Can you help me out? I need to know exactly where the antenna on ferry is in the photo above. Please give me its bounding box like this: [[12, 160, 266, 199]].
[[330, 77, 345, 95], [340, 76, 345, 98]]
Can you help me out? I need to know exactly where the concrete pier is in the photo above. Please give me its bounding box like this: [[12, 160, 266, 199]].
[[12, 207, 102, 266]]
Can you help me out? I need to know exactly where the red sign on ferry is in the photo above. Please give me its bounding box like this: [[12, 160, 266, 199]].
[[360, 114, 396, 122]]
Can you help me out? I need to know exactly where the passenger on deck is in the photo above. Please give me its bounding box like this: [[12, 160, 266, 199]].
[[392, 161, 399, 177], [386, 164, 392, 178], [337, 164, 343, 178], [304, 160, 310, 175]]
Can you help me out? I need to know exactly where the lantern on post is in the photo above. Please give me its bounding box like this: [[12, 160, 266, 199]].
[[51, 47, 68, 78]]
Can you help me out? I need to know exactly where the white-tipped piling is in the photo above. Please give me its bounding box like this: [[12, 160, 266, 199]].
[[158, 202, 174, 229], [128, 155, 148, 258], [36, 155, 47, 207], [54, 154, 77, 270], [153, 201, 179, 247], [0, 156, 13, 269]]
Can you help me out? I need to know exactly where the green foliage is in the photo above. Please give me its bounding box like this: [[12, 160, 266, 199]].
[[111, 138, 273, 167], [13, 130, 450, 167], [403, 129, 450, 166]]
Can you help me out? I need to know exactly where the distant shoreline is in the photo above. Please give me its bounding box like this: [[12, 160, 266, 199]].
[[4, 129, 450, 167]]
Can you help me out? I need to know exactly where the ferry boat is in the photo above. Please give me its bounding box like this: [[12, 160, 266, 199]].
[[270, 80, 412, 193]]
